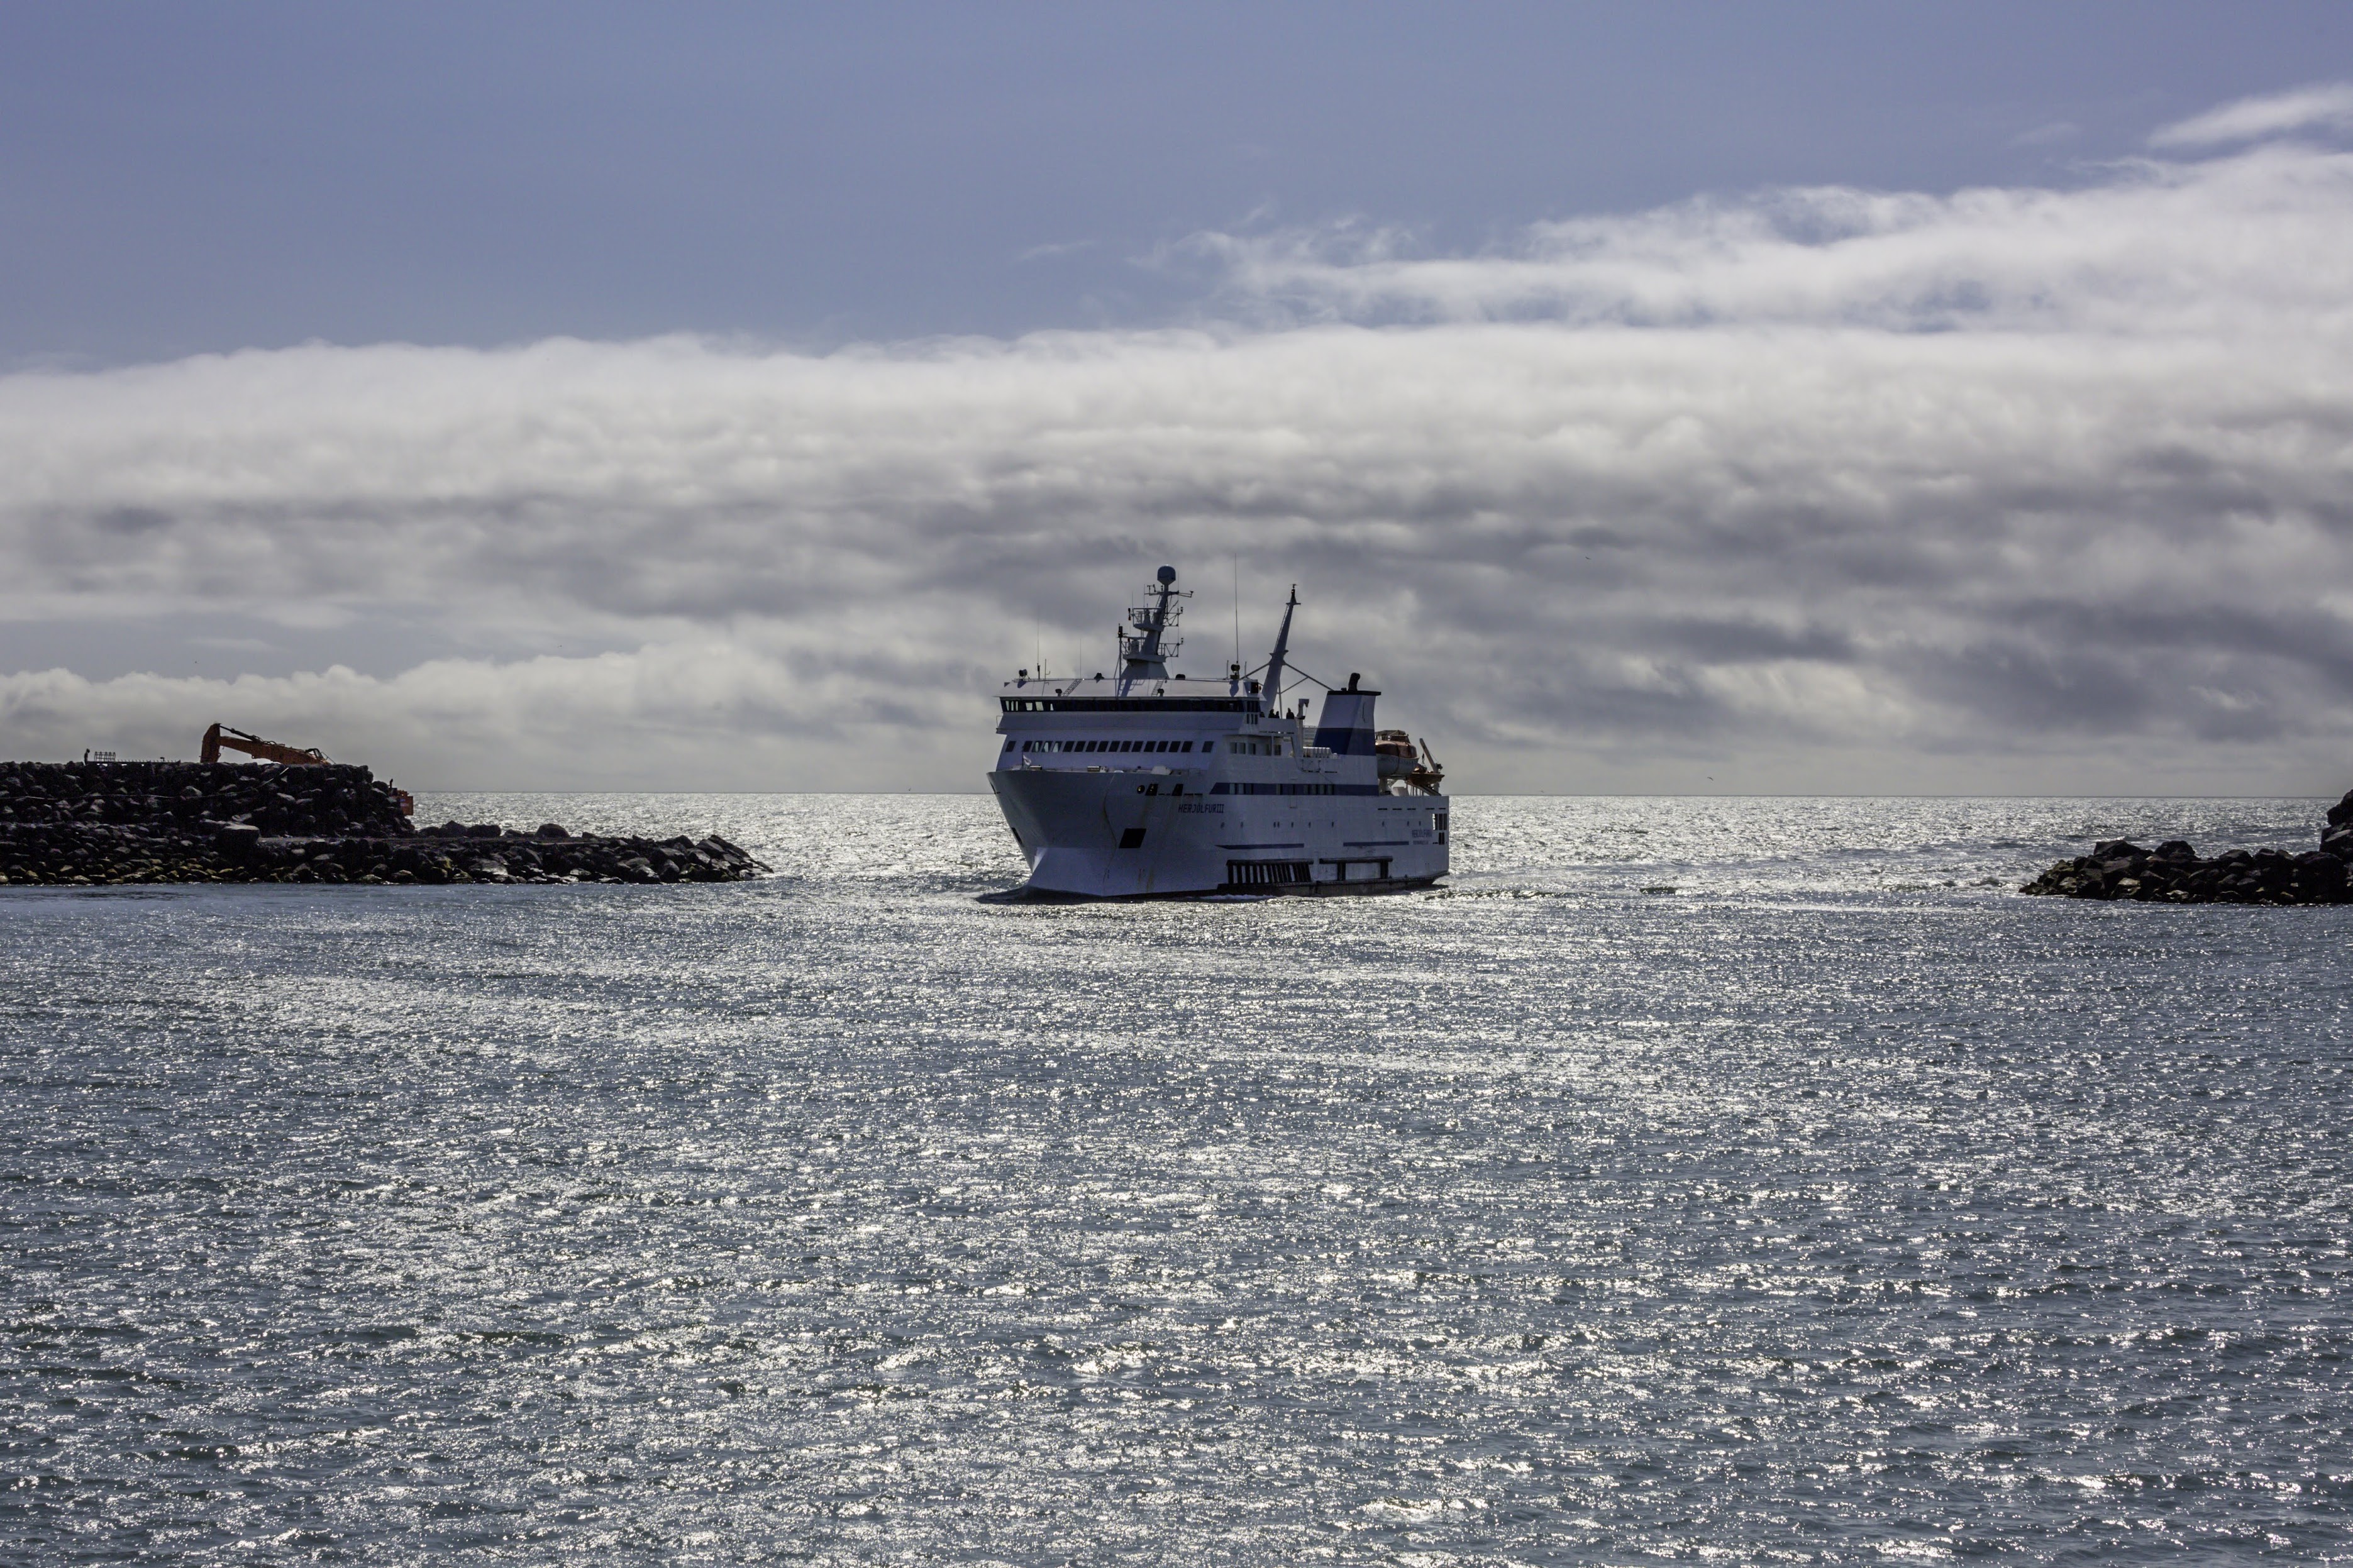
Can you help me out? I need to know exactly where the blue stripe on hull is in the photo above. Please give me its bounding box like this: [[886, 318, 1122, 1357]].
[[1210, 781, 1383, 795]]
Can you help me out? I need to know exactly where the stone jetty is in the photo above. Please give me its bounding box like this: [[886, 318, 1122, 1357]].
[[0, 759, 766, 886], [2021, 788, 2353, 904]]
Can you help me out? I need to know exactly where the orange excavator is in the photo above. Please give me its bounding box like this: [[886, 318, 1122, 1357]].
[[200, 723, 414, 816], [201, 722, 328, 766]]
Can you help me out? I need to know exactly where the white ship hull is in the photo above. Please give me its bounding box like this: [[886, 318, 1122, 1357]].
[[990, 765, 1448, 898]]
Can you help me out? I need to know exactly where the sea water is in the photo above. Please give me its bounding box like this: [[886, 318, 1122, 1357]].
[[4, 795, 2348, 1564]]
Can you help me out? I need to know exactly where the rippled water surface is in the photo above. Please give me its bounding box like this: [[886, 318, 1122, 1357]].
[[6, 795, 2350, 1565]]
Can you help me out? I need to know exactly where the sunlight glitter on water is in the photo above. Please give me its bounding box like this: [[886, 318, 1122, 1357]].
[[4, 795, 2349, 1564]]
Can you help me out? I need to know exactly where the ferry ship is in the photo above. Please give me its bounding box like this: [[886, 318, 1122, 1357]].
[[988, 567, 1449, 898]]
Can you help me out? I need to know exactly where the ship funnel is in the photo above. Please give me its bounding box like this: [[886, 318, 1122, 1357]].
[[1312, 682, 1380, 756]]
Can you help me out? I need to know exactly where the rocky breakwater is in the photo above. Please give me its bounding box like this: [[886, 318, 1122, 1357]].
[[2022, 789, 2353, 905], [0, 760, 766, 886], [405, 822, 767, 886]]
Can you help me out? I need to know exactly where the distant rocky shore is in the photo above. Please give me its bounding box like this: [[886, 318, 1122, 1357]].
[[2022, 789, 2353, 904], [0, 760, 765, 886]]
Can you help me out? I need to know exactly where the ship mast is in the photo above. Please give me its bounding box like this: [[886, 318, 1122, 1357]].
[[1263, 585, 1298, 713], [1117, 565, 1188, 691]]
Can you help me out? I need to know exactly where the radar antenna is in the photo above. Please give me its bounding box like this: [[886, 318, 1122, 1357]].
[[1117, 565, 1189, 689]]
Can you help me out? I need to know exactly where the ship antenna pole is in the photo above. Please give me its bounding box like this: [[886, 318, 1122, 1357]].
[[1232, 554, 1241, 671], [1264, 585, 1298, 712]]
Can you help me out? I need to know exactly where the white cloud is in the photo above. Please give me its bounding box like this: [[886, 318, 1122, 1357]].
[[2010, 121, 2080, 150], [1017, 239, 1098, 262], [2151, 82, 2353, 149], [1183, 141, 2353, 334], [4, 128, 2353, 794]]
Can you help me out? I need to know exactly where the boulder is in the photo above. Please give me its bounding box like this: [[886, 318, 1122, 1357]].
[[214, 822, 262, 863], [2295, 851, 2348, 902]]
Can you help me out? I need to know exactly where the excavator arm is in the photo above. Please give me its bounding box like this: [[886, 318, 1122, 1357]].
[[201, 722, 329, 766]]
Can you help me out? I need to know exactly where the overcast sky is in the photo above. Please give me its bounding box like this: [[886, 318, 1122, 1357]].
[[5, 4, 2353, 792]]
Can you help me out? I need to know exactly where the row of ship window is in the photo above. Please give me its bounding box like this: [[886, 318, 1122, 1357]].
[[1019, 737, 1196, 753], [1013, 737, 1290, 755]]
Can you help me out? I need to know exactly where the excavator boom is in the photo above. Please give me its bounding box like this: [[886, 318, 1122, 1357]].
[[201, 722, 329, 767]]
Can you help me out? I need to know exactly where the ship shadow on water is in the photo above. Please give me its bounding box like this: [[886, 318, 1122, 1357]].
[[973, 885, 1275, 905]]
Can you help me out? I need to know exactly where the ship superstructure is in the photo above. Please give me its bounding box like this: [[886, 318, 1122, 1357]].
[[987, 566, 1449, 897]]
